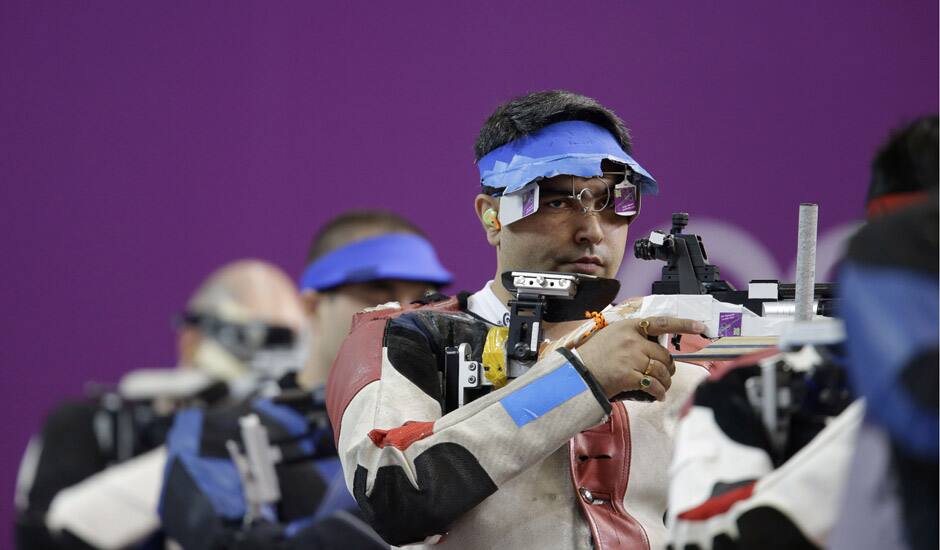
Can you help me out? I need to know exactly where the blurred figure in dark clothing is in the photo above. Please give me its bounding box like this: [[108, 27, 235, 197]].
[[14, 260, 307, 549], [832, 115, 938, 550]]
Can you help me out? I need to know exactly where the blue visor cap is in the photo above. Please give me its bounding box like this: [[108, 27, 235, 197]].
[[299, 233, 453, 291], [478, 120, 658, 196]]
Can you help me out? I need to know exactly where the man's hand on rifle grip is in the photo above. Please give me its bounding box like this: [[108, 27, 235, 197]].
[[578, 317, 706, 401]]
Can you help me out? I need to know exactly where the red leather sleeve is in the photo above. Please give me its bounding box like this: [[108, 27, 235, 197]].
[[326, 316, 388, 445], [325, 296, 462, 445]]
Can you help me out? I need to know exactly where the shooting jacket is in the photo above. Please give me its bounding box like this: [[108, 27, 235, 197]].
[[327, 283, 709, 549], [666, 354, 863, 549]]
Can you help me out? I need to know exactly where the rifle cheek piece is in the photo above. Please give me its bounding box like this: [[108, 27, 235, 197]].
[[442, 271, 620, 413]]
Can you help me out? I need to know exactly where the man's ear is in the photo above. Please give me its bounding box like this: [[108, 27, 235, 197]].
[[177, 327, 202, 368], [301, 289, 321, 317], [474, 194, 501, 246]]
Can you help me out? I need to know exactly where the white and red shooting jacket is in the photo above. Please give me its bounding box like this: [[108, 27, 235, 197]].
[[326, 283, 708, 549]]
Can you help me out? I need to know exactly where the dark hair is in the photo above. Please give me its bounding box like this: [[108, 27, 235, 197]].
[[473, 90, 633, 163], [868, 115, 938, 203], [305, 209, 426, 264]]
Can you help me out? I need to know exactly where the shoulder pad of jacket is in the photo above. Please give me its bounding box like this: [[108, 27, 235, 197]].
[[350, 295, 461, 331]]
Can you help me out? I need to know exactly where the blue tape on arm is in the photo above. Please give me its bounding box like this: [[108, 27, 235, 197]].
[[499, 363, 590, 427]]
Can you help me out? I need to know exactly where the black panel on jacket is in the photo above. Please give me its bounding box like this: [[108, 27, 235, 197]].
[[274, 460, 328, 521], [692, 367, 774, 455], [736, 506, 817, 549], [283, 511, 389, 549], [384, 317, 443, 401], [15, 399, 108, 550], [353, 442, 498, 546], [846, 201, 938, 273], [197, 400, 256, 458], [710, 533, 738, 550], [384, 310, 492, 403], [899, 348, 940, 411], [892, 442, 939, 550], [668, 532, 736, 550], [23, 400, 108, 511], [161, 457, 231, 550]]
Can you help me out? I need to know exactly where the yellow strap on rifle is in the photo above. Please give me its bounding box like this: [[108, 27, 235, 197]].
[[482, 326, 509, 388]]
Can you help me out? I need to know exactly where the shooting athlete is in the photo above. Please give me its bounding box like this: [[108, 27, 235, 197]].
[[327, 91, 709, 549], [159, 211, 452, 549]]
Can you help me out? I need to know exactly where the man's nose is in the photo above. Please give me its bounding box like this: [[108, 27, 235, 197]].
[[573, 212, 605, 246]]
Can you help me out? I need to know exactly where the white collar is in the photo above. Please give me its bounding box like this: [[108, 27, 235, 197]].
[[466, 280, 511, 326], [466, 279, 616, 327]]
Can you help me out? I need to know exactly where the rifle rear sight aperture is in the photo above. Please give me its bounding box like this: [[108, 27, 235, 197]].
[[633, 213, 732, 295]]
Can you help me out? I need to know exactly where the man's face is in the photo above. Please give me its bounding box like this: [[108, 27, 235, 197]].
[[312, 279, 436, 367], [495, 173, 634, 278]]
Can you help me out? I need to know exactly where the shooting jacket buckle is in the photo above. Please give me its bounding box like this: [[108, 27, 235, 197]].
[[579, 486, 607, 505]]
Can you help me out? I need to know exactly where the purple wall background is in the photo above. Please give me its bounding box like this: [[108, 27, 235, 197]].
[[1, 0, 936, 542]]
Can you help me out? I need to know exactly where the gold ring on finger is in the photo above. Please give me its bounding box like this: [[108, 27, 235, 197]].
[[639, 376, 652, 388], [643, 358, 654, 376], [638, 319, 650, 338]]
